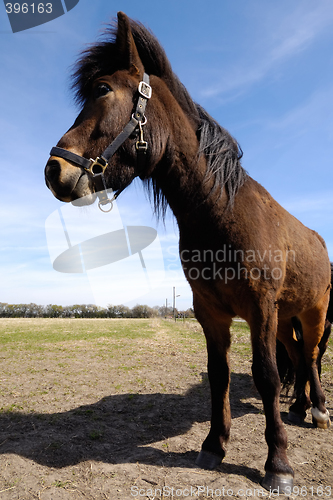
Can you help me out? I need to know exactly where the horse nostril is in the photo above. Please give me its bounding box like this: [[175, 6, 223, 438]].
[[45, 159, 61, 183]]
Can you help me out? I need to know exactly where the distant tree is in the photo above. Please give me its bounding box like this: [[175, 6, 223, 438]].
[[0, 301, 192, 319], [158, 305, 173, 318], [80, 304, 100, 318], [60, 305, 73, 318], [131, 304, 158, 318], [183, 308, 195, 318], [26, 303, 44, 317], [106, 305, 117, 318], [106, 304, 132, 318], [44, 304, 64, 318], [0, 303, 8, 316], [70, 304, 84, 318], [116, 305, 132, 318]]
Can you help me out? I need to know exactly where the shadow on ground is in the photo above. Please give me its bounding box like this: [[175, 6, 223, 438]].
[[0, 372, 261, 476]]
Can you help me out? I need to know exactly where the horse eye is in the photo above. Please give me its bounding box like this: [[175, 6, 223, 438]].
[[94, 83, 112, 99]]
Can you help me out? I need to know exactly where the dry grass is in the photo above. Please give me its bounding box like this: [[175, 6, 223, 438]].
[[0, 318, 332, 499]]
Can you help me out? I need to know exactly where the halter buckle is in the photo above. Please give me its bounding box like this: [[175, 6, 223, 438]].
[[86, 156, 108, 176], [138, 81, 152, 99], [136, 140, 148, 152]]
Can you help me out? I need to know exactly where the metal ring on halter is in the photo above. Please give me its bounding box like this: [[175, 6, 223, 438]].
[[98, 199, 113, 212], [132, 114, 147, 126], [86, 157, 108, 176]]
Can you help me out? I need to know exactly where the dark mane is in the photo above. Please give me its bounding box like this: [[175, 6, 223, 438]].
[[144, 105, 247, 219], [71, 18, 199, 123], [196, 105, 247, 206], [71, 17, 247, 215]]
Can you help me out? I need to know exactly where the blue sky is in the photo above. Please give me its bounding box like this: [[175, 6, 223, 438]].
[[1, 0, 333, 310]]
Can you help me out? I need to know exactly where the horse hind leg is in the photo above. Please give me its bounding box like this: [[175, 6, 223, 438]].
[[317, 319, 331, 378], [299, 295, 331, 429], [277, 318, 311, 424], [291, 316, 331, 381]]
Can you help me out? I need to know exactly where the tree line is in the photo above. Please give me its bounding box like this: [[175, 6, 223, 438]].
[[0, 302, 195, 319]]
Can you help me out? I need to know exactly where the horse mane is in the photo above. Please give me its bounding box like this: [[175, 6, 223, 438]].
[[71, 16, 247, 216], [71, 17, 199, 121], [196, 105, 247, 206], [144, 105, 247, 218]]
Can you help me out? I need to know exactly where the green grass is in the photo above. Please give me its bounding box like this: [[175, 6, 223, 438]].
[[2, 318, 330, 375], [0, 318, 158, 348], [0, 317, 249, 353], [321, 336, 333, 376], [231, 320, 252, 357], [0, 317, 210, 414]]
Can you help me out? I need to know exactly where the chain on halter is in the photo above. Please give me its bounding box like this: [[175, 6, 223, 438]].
[[49, 73, 152, 212]]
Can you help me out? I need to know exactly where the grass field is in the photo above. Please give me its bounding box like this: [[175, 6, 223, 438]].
[[0, 318, 332, 499]]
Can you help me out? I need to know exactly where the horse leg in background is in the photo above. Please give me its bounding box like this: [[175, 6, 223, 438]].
[[317, 319, 331, 378], [292, 315, 331, 380], [299, 294, 331, 429], [317, 262, 333, 377], [250, 302, 294, 492], [194, 298, 232, 470], [277, 318, 311, 424]]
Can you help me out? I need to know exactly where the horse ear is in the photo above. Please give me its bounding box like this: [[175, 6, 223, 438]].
[[116, 12, 144, 76]]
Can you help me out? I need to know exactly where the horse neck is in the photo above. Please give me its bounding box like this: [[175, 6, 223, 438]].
[[147, 80, 233, 226], [152, 120, 228, 228]]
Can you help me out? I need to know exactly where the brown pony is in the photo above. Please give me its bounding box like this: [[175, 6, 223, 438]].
[[44, 12, 331, 492]]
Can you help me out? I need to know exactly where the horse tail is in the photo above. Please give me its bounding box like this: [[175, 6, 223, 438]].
[[276, 339, 295, 391], [276, 316, 303, 393]]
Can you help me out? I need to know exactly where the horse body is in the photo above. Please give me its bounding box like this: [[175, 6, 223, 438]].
[[173, 171, 330, 480], [44, 12, 331, 491]]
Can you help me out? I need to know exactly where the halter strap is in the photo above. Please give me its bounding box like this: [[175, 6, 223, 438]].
[[50, 147, 92, 170], [50, 73, 151, 210]]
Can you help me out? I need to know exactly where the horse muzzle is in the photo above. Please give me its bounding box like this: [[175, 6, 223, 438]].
[[44, 156, 95, 203]]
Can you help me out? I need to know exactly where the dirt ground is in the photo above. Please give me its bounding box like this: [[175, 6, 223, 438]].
[[0, 318, 332, 499]]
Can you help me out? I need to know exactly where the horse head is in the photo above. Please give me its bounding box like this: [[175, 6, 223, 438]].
[[44, 12, 199, 209]]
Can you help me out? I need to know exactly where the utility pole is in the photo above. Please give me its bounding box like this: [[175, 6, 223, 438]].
[[173, 287, 180, 322], [173, 287, 175, 320]]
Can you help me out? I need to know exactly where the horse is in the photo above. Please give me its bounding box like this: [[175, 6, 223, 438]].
[[44, 12, 331, 492], [277, 263, 333, 422]]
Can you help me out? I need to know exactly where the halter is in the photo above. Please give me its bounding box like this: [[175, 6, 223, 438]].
[[50, 73, 152, 212]]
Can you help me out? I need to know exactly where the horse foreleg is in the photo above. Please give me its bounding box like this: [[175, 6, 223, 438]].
[[250, 306, 294, 492], [194, 308, 232, 470]]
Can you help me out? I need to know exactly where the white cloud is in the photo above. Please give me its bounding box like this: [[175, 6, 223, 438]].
[[282, 192, 333, 215], [258, 84, 333, 146], [199, 1, 333, 100]]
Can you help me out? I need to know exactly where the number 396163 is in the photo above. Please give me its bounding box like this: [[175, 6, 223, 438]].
[[5, 3, 53, 14]]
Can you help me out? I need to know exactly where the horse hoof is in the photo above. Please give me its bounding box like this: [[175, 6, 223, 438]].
[[311, 408, 331, 429], [288, 411, 305, 425], [261, 472, 294, 494], [195, 450, 223, 470], [313, 417, 331, 429]]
